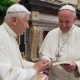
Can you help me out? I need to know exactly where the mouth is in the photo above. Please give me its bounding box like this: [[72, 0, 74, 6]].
[[24, 28, 27, 30], [61, 28, 67, 30], [61, 28, 68, 32]]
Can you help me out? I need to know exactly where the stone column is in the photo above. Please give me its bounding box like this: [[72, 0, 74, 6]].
[[27, 11, 40, 62], [29, 26, 40, 62]]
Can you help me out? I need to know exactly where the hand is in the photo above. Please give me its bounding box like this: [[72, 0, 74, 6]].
[[44, 75, 48, 80], [60, 61, 77, 72], [33, 59, 51, 74]]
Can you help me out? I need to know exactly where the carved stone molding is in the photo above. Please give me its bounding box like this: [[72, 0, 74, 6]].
[[19, 0, 80, 61], [19, 0, 80, 19], [29, 20, 58, 28]]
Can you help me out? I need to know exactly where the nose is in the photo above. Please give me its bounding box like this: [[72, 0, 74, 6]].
[[62, 23, 66, 28], [26, 23, 29, 29]]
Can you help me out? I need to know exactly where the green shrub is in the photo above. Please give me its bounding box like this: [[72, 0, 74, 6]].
[[0, 0, 15, 24]]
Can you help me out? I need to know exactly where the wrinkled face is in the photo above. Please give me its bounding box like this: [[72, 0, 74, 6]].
[[11, 14, 30, 35], [58, 10, 76, 33], [16, 14, 30, 35]]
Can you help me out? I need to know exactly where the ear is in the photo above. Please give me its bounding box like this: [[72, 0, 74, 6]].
[[11, 17, 17, 26], [74, 16, 77, 22]]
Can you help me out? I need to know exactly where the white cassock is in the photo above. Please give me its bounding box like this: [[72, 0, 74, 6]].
[[0, 22, 37, 80], [39, 24, 80, 80]]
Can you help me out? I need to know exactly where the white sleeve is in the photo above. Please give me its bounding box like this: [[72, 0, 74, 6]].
[[39, 33, 52, 62], [0, 59, 37, 80], [22, 59, 35, 68], [0, 39, 37, 80], [39, 55, 51, 62]]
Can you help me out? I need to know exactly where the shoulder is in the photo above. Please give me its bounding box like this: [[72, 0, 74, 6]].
[[74, 25, 80, 31], [74, 24, 80, 29], [47, 28, 59, 37], [0, 24, 8, 39], [43, 28, 59, 42], [0, 24, 4, 32]]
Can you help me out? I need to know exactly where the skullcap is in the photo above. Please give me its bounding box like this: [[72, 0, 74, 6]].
[[59, 5, 76, 13], [7, 4, 30, 14]]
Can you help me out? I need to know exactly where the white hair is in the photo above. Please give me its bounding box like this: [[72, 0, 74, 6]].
[[72, 11, 77, 18], [4, 4, 31, 21]]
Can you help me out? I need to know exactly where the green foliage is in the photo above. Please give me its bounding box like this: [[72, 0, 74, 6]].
[[0, 0, 15, 7], [0, 0, 15, 24]]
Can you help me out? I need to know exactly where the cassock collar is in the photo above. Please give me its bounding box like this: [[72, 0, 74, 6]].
[[3, 22, 17, 38]]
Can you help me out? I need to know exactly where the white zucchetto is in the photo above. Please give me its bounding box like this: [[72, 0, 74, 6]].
[[59, 5, 76, 13], [7, 4, 30, 14]]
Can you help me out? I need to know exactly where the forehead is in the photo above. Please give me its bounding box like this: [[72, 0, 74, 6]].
[[58, 10, 73, 19], [58, 9, 72, 15]]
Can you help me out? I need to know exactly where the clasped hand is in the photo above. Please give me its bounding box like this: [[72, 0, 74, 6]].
[[33, 59, 51, 73]]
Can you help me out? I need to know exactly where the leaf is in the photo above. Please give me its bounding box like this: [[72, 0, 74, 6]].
[[0, 0, 15, 24]]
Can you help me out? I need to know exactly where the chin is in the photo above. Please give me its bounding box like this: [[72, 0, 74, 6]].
[[62, 30, 68, 33], [19, 33, 23, 35], [21, 33, 24, 35]]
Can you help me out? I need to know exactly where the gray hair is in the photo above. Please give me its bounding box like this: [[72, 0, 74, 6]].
[[72, 11, 77, 18]]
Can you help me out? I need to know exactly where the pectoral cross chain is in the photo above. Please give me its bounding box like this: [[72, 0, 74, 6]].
[[55, 53, 61, 62]]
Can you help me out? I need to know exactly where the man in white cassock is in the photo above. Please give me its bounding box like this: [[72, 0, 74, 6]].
[[39, 5, 80, 80], [0, 4, 51, 80]]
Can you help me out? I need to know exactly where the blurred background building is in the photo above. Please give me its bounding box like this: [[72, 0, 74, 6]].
[[9, 0, 80, 61]]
